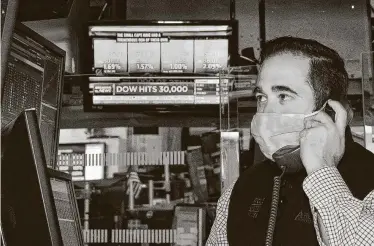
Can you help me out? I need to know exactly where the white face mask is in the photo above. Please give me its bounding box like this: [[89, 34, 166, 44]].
[[250, 103, 327, 161]]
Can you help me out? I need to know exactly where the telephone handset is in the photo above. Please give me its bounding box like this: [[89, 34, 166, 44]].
[[272, 103, 336, 173]]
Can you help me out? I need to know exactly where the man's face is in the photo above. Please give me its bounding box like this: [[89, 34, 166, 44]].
[[255, 53, 315, 114]]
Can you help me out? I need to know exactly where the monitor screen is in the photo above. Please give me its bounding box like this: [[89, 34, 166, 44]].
[[88, 21, 236, 75], [1, 109, 63, 246], [84, 21, 241, 113], [48, 169, 84, 246], [88, 76, 227, 106], [84, 73, 258, 113], [1, 22, 65, 168]]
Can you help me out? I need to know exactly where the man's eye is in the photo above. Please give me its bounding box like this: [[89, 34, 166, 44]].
[[279, 94, 292, 101], [255, 94, 266, 102]]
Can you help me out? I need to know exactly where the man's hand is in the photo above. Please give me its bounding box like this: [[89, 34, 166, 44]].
[[299, 100, 347, 175]]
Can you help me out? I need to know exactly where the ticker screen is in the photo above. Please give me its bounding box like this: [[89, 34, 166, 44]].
[[93, 38, 128, 74], [161, 40, 194, 73], [89, 24, 232, 75], [128, 42, 161, 73], [88, 76, 231, 106], [194, 39, 228, 73]]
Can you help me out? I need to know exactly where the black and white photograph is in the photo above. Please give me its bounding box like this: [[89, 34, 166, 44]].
[[1, 0, 374, 245]]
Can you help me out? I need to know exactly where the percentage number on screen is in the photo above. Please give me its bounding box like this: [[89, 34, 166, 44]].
[[137, 63, 154, 70], [203, 63, 222, 70], [169, 63, 188, 70], [104, 63, 121, 70]]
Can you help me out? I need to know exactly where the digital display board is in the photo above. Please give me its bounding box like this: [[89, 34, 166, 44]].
[[88, 76, 232, 106], [128, 42, 161, 73], [93, 38, 128, 74], [85, 22, 239, 113], [161, 40, 194, 73], [93, 82, 195, 105], [195, 79, 221, 104], [194, 40, 228, 73], [89, 23, 235, 75]]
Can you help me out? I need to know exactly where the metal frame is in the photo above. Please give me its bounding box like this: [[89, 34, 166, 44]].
[[1, 0, 19, 92], [361, 51, 374, 153], [259, 0, 266, 51]]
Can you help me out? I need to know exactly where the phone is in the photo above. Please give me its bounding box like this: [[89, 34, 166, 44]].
[[325, 104, 336, 122], [272, 145, 302, 173], [272, 102, 336, 173]]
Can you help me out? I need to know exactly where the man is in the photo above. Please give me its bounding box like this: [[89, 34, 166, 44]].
[[206, 37, 374, 246]]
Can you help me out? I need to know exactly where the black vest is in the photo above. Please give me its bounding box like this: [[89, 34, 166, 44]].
[[227, 129, 374, 246]]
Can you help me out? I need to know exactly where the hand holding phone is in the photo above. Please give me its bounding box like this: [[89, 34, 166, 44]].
[[299, 100, 347, 175], [272, 100, 340, 174]]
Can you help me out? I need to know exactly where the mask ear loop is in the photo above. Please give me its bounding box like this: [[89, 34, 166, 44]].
[[304, 101, 329, 118]]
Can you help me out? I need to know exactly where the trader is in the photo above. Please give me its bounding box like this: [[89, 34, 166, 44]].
[[206, 37, 374, 246]]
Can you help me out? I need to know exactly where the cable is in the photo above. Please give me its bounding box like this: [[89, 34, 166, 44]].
[[239, 55, 257, 64], [265, 166, 286, 246], [98, 2, 108, 20]]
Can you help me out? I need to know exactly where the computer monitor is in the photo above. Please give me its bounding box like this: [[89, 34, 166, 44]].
[[83, 20, 239, 115], [1, 109, 63, 246], [48, 168, 84, 246], [87, 20, 238, 76], [1, 22, 65, 168]]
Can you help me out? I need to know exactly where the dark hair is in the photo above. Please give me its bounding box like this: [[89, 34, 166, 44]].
[[260, 36, 349, 109]]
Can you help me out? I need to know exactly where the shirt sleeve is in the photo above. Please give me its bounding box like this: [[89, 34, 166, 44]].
[[205, 180, 237, 246], [303, 166, 374, 246]]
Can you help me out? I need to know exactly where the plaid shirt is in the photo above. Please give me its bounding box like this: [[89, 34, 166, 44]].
[[206, 167, 374, 246]]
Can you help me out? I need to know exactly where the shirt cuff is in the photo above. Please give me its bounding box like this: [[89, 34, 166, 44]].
[[302, 166, 352, 209]]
